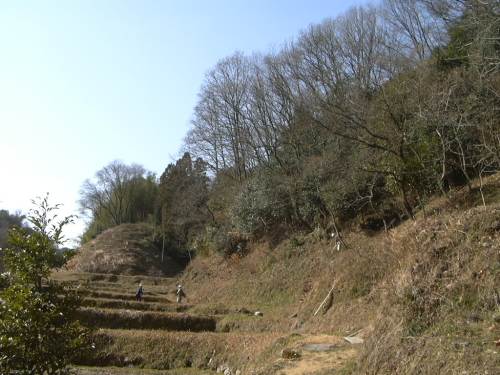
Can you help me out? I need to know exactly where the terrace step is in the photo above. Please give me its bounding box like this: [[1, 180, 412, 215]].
[[78, 285, 174, 297], [52, 271, 175, 287], [81, 297, 191, 313], [78, 290, 173, 304], [74, 329, 280, 371], [72, 366, 216, 375], [77, 307, 217, 331]]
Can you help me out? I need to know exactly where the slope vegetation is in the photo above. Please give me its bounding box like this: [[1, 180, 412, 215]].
[[66, 223, 183, 276], [59, 175, 499, 374], [177, 174, 500, 374]]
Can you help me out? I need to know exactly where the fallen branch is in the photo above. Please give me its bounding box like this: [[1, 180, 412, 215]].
[[313, 280, 336, 316]]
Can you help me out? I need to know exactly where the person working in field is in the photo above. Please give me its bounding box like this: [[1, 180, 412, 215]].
[[176, 283, 185, 304], [136, 282, 144, 302]]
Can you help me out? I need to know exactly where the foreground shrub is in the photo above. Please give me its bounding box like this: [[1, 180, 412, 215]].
[[0, 195, 90, 374], [0, 284, 88, 374]]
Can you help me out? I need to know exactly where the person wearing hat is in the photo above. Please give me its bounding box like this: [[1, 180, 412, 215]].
[[176, 283, 185, 303], [136, 282, 144, 302]]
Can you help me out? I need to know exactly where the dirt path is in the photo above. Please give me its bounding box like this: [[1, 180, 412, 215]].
[[277, 334, 359, 375]]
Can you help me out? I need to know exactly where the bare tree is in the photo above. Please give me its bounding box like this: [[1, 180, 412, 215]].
[[79, 161, 148, 226], [382, 0, 448, 62], [187, 52, 255, 181], [186, 93, 228, 174]]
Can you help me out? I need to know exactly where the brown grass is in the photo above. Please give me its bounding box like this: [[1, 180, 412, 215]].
[[81, 297, 190, 313], [75, 329, 281, 372], [173, 174, 500, 373], [357, 203, 500, 374], [68, 174, 500, 374], [65, 223, 184, 276], [78, 290, 173, 304], [178, 230, 388, 336], [73, 367, 215, 375], [52, 270, 176, 287], [77, 308, 217, 332]]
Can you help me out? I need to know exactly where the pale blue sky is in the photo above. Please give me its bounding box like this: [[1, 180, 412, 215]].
[[0, 0, 373, 243]]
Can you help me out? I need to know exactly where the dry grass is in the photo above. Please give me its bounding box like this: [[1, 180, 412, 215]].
[[178, 230, 388, 336], [52, 270, 177, 288], [81, 297, 190, 313], [78, 290, 173, 304], [65, 223, 184, 276], [75, 329, 281, 372], [66, 174, 500, 374], [73, 366, 215, 375], [77, 308, 217, 331], [81, 285, 170, 297], [172, 174, 500, 373], [357, 203, 500, 374]]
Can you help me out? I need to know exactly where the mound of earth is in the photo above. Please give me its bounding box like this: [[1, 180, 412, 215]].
[[67, 223, 183, 276]]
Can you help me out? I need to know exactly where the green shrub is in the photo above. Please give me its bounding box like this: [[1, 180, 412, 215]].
[[0, 283, 88, 374], [0, 271, 10, 290], [0, 195, 90, 374], [231, 172, 291, 235]]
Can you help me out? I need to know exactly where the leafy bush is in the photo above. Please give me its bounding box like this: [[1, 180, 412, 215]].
[[194, 224, 248, 258], [0, 283, 88, 374], [0, 271, 10, 290], [0, 195, 90, 374], [231, 172, 291, 235]]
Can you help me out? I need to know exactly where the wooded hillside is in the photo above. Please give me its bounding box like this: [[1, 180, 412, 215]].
[[79, 0, 499, 260]]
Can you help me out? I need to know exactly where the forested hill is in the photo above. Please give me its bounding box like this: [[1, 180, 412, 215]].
[[78, 1, 499, 261], [0, 2, 498, 374]]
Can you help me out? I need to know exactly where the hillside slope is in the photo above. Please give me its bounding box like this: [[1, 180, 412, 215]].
[[62, 175, 499, 374], [358, 203, 499, 374], [176, 174, 500, 374], [67, 223, 183, 276]]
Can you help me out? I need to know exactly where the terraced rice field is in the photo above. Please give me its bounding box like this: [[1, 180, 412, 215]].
[[52, 271, 359, 374], [51, 272, 219, 373]]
